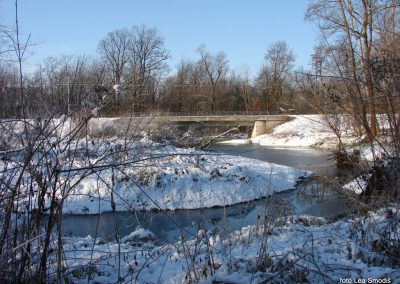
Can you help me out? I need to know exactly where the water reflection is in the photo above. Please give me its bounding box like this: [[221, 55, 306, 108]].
[[61, 145, 349, 243], [209, 144, 339, 176], [61, 188, 347, 244]]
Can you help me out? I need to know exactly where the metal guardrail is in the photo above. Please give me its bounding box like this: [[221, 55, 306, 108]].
[[122, 111, 286, 117]]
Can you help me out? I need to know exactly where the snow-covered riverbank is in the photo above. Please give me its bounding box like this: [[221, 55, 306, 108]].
[[59, 206, 400, 283], [53, 117, 397, 283], [249, 115, 393, 160], [251, 115, 348, 148], [59, 139, 311, 214], [218, 115, 362, 152], [2, 115, 398, 283]]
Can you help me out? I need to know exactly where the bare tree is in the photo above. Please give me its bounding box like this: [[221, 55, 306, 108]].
[[223, 69, 253, 112], [196, 45, 229, 113], [87, 57, 109, 86], [160, 59, 197, 112], [302, 0, 400, 201], [129, 25, 169, 112], [304, 0, 397, 139], [98, 28, 131, 86], [265, 41, 295, 81], [0, 25, 13, 61], [1, 0, 31, 118], [256, 41, 295, 112]]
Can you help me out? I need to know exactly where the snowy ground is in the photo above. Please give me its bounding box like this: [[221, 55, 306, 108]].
[[0, 127, 311, 214], [2, 116, 398, 283], [250, 115, 393, 159], [51, 116, 397, 283], [57, 139, 311, 214], [250, 115, 359, 148], [244, 115, 393, 196], [58, 206, 399, 283]]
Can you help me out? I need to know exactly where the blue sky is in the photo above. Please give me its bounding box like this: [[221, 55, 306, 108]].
[[0, 0, 317, 76]]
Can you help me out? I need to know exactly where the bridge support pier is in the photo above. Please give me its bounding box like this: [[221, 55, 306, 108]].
[[250, 116, 291, 138], [251, 120, 267, 138]]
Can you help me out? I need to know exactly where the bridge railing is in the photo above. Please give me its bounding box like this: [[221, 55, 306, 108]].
[[122, 110, 285, 117]]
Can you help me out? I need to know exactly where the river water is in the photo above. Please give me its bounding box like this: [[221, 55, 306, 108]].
[[210, 144, 339, 176], [61, 144, 350, 244]]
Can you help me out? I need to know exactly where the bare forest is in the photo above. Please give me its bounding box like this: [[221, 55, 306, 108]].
[[0, 0, 399, 283]]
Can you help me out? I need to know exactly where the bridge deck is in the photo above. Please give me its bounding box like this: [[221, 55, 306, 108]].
[[123, 114, 291, 123], [87, 115, 291, 137]]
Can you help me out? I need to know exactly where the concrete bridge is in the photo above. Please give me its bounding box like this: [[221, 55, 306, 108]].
[[88, 112, 292, 138], [147, 114, 291, 137]]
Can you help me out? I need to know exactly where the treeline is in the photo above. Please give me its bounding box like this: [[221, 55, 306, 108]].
[[0, 0, 399, 130], [0, 24, 313, 118]]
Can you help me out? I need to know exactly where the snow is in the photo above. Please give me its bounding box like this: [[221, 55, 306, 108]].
[[121, 228, 155, 243], [91, 107, 101, 117], [251, 115, 395, 154], [1, 115, 398, 283], [57, 206, 400, 283], [361, 143, 389, 162], [249, 115, 396, 197], [218, 139, 252, 145], [112, 84, 120, 93], [343, 173, 371, 195], [251, 115, 358, 148], [59, 114, 67, 123], [58, 139, 311, 214]]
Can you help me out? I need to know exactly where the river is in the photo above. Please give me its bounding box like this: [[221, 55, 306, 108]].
[[61, 144, 350, 244]]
